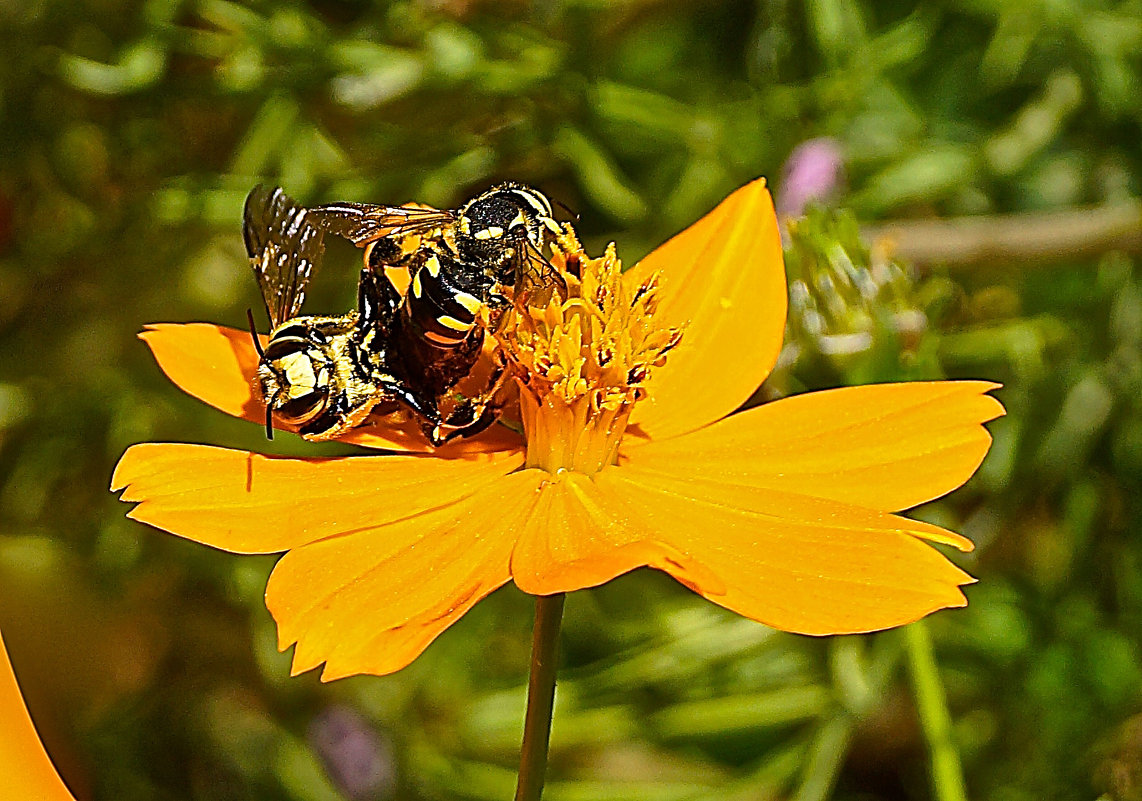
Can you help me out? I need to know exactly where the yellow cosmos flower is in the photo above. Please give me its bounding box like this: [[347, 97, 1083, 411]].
[[0, 629, 76, 800], [111, 179, 1003, 681]]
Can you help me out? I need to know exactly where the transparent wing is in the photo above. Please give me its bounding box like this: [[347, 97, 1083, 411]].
[[517, 238, 568, 302], [243, 185, 325, 327], [310, 201, 454, 244], [309, 202, 456, 246]]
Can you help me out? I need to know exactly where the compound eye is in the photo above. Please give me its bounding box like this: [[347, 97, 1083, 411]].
[[273, 388, 329, 425]]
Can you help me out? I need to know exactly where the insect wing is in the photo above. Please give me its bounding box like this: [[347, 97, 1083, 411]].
[[310, 202, 456, 246], [244, 185, 325, 326], [517, 238, 568, 302]]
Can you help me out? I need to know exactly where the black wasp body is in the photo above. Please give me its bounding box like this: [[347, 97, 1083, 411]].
[[244, 186, 438, 441], [244, 183, 563, 445], [309, 182, 565, 441], [314, 182, 563, 339]]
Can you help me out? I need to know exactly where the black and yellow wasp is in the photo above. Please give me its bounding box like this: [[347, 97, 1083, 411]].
[[244, 185, 425, 441], [243, 182, 564, 444], [312, 181, 565, 345], [307, 182, 565, 437]]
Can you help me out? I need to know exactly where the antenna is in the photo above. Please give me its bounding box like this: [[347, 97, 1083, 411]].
[[555, 199, 579, 220], [247, 307, 275, 440], [246, 308, 265, 357]]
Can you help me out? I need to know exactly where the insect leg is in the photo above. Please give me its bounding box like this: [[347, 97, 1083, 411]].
[[437, 405, 499, 443], [375, 379, 444, 427], [435, 350, 510, 442], [355, 268, 401, 333]]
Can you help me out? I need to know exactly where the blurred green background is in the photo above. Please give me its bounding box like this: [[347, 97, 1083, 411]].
[[2, 0, 1142, 799]]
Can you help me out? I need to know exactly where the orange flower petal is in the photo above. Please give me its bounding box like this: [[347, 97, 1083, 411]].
[[111, 443, 524, 554], [140, 322, 264, 422], [624, 381, 1004, 526], [140, 323, 521, 455], [596, 465, 975, 635], [267, 470, 544, 679], [0, 630, 76, 801], [510, 470, 724, 596], [624, 178, 787, 442]]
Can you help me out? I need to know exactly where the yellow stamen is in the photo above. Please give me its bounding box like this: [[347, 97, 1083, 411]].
[[497, 225, 685, 475]]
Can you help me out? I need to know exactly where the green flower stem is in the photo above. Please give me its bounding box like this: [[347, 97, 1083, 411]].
[[514, 592, 566, 801], [905, 620, 968, 801]]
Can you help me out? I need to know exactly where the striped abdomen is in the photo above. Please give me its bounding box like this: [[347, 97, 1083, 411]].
[[404, 249, 486, 348]]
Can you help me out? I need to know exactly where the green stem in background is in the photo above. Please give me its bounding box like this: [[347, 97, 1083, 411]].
[[795, 716, 854, 801], [514, 593, 566, 801], [905, 621, 968, 801]]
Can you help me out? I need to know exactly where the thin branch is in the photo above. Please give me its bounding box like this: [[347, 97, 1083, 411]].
[[864, 200, 1142, 269]]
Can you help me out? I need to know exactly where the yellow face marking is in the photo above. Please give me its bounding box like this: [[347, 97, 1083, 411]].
[[459, 217, 470, 235], [474, 225, 504, 240], [437, 314, 473, 332], [454, 292, 483, 314], [412, 270, 423, 298], [541, 216, 561, 234], [426, 254, 441, 277], [279, 353, 317, 396]]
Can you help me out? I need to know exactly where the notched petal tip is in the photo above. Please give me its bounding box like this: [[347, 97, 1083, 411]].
[[266, 471, 539, 680], [628, 379, 1006, 517], [311, 611, 466, 681], [914, 520, 974, 553], [595, 467, 979, 637]]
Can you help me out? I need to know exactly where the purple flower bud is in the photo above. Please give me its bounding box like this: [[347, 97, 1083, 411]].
[[777, 138, 845, 218], [308, 705, 396, 800]]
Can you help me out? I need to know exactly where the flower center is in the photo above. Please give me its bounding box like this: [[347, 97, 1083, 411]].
[[496, 227, 684, 475]]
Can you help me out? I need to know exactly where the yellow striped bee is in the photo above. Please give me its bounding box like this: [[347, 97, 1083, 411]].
[[312, 183, 564, 340], [308, 182, 566, 438], [244, 186, 441, 441]]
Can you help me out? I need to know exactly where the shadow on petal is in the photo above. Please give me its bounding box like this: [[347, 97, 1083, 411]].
[[338, 415, 524, 455]]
